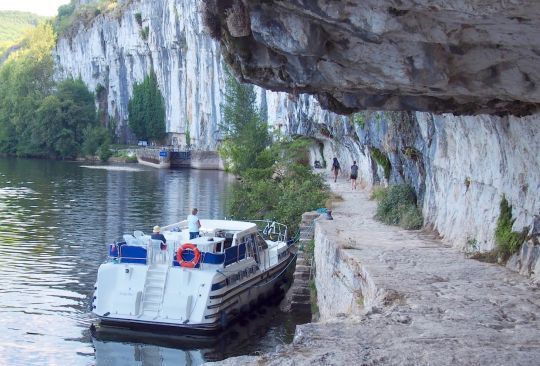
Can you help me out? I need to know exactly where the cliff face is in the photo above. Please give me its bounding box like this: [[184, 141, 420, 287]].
[[203, 0, 540, 116], [56, 0, 223, 148], [55, 0, 540, 262]]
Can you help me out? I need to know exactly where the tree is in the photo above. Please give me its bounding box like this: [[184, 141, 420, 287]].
[[219, 69, 270, 173], [0, 23, 56, 155], [32, 79, 96, 158], [128, 71, 166, 141]]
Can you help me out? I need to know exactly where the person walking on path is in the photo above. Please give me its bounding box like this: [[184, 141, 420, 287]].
[[331, 157, 341, 182], [187, 208, 201, 239], [350, 161, 359, 190]]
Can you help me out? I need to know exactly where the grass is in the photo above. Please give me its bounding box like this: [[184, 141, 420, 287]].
[[372, 184, 423, 230]]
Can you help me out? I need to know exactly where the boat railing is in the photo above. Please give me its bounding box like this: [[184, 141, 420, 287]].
[[161, 220, 188, 232], [250, 220, 288, 242]]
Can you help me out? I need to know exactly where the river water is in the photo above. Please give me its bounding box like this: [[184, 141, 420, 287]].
[[0, 158, 308, 366]]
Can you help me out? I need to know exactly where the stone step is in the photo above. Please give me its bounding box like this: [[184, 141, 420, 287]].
[[290, 286, 311, 295], [294, 271, 311, 281], [290, 302, 312, 311], [295, 265, 311, 272], [292, 294, 311, 303]]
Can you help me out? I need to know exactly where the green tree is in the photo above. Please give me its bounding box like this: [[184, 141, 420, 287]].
[[0, 23, 55, 155], [32, 79, 96, 158], [227, 137, 328, 234], [128, 71, 166, 141], [219, 69, 270, 173]]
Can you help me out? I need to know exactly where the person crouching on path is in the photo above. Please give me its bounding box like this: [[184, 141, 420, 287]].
[[331, 157, 341, 182], [188, 208, 201, 239], [350, 161, 359, 190]]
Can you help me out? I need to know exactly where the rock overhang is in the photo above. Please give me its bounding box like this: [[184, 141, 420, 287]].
[[202, 0, 540, 116]]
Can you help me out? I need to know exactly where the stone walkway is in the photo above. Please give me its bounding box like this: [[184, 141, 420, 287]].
[[206, 176, 540, 366]]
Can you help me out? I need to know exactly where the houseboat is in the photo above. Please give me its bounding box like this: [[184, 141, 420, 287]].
[[92, 219, 296, 333]]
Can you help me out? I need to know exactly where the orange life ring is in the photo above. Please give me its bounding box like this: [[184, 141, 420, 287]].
[[176, 243, 201, 268]]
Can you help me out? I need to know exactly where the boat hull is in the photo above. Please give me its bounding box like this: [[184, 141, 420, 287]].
[[94, 251, 296, 334]]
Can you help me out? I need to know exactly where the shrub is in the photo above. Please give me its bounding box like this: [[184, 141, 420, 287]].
[[370, 147, 391, 180], [495, 196, 526, 260], [370, 185, 388, 201], [140, 26, 149, 40], [374, 184, 423, 230], [134, 12, 142, 27]]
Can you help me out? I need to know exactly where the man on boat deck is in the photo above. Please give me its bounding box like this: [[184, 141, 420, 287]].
[[188, 208, 201, 239], [151, 225, 167, 250]]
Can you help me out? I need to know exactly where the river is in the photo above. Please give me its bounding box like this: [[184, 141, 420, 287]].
[[0, 158, 309, 366]]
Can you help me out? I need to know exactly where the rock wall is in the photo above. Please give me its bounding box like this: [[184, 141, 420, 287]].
[[54, 0, 540, 260], [55, 0, 224, 148], [203, 0, 540, 116]]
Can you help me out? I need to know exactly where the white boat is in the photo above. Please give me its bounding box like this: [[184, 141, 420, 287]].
[[92, 219, 296, 333]]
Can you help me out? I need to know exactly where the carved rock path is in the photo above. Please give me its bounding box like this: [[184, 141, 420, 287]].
[[206, 175, 540, 365]]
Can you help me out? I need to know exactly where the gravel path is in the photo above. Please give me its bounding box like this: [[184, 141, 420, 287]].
[[206, 175, 540, 366]]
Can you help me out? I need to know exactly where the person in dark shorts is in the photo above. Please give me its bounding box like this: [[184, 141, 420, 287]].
[[350, 161, 359, 190], [331, 157, 341, 182]]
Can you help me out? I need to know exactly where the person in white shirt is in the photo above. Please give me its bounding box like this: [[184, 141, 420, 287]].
[[187, 208, 201, 239]]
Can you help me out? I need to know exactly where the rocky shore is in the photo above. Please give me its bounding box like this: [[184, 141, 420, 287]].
[[204, 174, 540, 366]]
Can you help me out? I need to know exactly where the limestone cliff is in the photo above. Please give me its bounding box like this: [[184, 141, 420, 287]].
[[203, 0, 540, 116], [54, 0, 539, 272], [55, 0, 223, 148]]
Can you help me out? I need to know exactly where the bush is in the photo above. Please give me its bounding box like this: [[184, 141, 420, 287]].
[[495, 196, 526, 260], [370, 185, 388, 201], [97, 141, 112, 162], [374, 184, 423, 230], [134, 12, 142, 27], [370, 147, 391, 180]]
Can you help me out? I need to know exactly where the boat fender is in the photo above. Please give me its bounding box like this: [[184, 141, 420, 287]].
[[177, 243, 201, 268]]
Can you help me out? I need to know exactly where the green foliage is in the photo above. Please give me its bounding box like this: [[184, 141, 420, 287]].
[[227, 138, 328, 234], [82, 126, 110, 158], [0, 11, 45, 55], [185, 123, 191, 147], [495, 196, 526, 260], [128, 71, 166, 141], [219, 68, 270, 174], [353, 112, 366, 129], [370, 185, 388, 201], [304, 239, 315, 260], [0, 23, 56, 155], [134, 12, 142, 27], [373, 185, 423, 230], [54, 1, 121, 37], [0, 22, 100, 160], [370, 147, 391, 180], [32, 78, 97, 158], [140, 26, 149, 40], [97, 140, 112, 162]]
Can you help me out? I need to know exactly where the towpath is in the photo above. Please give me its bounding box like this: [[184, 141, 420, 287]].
[[206, 175, 540, 365]]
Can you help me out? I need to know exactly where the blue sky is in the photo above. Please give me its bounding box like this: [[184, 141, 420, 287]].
[[0, 0, 70, 16]]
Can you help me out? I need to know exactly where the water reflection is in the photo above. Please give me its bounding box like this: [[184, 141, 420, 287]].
[[0, 158, 235, 365], [93, 304, 310, 366]]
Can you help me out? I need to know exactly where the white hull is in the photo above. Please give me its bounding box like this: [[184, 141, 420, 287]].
[[93, 219, 295, 333]]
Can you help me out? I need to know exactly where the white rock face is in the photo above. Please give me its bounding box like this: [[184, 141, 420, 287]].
[[54, 0, 540, 259], [418, 112, 540, 251], [55, 0, 224, 148]]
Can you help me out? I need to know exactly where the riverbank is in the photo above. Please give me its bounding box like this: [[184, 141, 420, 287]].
[[205, 174, 540, 365]]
